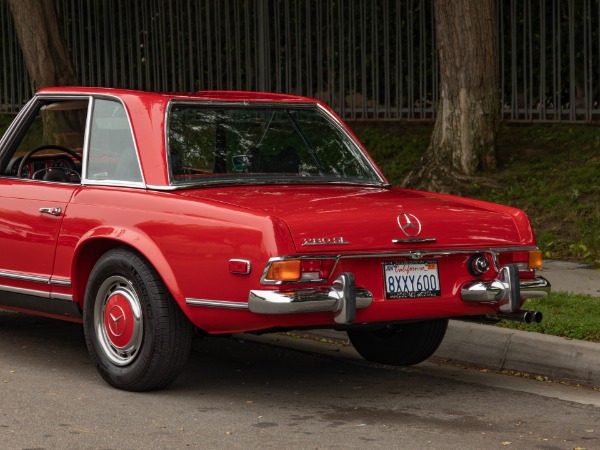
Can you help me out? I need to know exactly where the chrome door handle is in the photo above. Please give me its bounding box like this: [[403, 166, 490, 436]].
[[39, 207, 63, 216]]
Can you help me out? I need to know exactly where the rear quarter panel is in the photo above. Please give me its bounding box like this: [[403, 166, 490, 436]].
[[53, 186, 295, 329]]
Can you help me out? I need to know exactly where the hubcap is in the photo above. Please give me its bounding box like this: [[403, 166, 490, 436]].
[[94, 275, 143, 366]]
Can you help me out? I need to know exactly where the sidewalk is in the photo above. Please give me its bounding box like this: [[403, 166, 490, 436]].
[[538, 260, 600, 297], [304, 261, 600, 386]]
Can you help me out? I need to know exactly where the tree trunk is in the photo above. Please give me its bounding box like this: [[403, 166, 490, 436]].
[[403, 0, 499, 195], [8, 0, 77, 90], [9, 0, 82, 146]]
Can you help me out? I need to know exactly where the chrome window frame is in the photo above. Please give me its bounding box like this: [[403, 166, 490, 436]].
[[82, 95, 146, 188]]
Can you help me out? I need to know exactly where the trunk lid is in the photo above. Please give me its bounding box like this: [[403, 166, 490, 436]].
[[179, 185, 530, 252]]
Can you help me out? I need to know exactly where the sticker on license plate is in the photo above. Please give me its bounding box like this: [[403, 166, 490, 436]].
[[383, 260, 441, 299]]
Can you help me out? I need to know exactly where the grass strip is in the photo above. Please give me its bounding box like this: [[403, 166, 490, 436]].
[[496, 292, 600, 342]]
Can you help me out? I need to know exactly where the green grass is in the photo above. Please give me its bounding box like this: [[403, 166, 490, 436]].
[[0, 114, 15, 131], [495, 292, 600, 342]]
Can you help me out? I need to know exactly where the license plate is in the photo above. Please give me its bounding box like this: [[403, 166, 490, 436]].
[[383, 260, 441, 299]]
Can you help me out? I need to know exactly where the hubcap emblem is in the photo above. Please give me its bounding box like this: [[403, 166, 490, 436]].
[[103, 292, 135, 349], [108, 305, 126, 337], [397, 213, 422, 237]]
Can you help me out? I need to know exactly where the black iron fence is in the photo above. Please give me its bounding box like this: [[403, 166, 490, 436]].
[[1, 0, 599, 121]]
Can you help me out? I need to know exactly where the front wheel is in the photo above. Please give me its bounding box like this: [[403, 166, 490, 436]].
[[347, 318, 448, 366], [83, 248, 193, 391]]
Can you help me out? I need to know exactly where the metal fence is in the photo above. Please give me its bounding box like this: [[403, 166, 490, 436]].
[[1, 0, 600, 121]]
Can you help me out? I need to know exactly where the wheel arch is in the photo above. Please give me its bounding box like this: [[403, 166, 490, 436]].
[[71, 229, 183, 311]]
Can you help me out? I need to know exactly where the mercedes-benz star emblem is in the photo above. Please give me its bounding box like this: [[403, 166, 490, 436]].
[[108, 305, 126, 337], [397, 213, 422, 237]]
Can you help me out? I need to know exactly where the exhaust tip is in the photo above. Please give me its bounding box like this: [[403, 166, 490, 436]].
[[531, 311, 543, 323]]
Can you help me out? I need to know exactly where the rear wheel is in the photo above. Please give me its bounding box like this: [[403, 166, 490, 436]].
[[83, 248, 193, 391], [347, 318, 448, 366]]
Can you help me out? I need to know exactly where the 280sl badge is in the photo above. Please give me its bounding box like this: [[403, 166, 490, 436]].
[[302, 236, 350, 246]]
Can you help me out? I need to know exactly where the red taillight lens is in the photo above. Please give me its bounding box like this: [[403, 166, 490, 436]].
[[301, 259, 336, 280], [265, 258, 336, 282]]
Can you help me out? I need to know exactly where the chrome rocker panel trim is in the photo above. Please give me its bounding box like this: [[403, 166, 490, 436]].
[[249, 273, 372, 324], [185, 298, 249, 310], [461, 263, 550, 313]]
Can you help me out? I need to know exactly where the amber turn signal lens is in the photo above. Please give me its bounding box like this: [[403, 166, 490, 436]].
[[528, 250, 543, 269], [266, 260, 302, 281]]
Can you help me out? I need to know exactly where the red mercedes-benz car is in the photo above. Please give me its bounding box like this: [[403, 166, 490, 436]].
[[0, 87, 550, 391]]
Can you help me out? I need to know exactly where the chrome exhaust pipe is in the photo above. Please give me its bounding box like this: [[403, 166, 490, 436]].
[[494, 310, 544, 324], [495, 310, 533, 323]]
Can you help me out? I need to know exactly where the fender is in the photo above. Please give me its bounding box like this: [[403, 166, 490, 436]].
[[67, 226, 185, 310]]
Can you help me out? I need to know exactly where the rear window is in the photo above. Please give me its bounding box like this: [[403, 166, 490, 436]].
[[166, 104, 383, 186]]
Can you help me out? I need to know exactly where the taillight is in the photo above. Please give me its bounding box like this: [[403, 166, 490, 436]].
[[498, 250, 543, 271], [264, 258, 337, 283], [301, 259, 336, 280]]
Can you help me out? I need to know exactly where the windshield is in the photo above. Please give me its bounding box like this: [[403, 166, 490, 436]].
[[166, 104, 384, 186]]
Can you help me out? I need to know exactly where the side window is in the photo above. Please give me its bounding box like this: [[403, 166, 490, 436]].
[[87, 99, 142, 183], [3, 99, 87, 181]]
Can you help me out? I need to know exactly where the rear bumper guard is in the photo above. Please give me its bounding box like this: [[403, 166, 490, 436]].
[[248, 273, 372, 324], [461, 263, 551, 313]]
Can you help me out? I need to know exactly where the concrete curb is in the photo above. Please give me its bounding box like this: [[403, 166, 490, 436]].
[[302, 321, 600, 387], [436, 321, 600, 386]]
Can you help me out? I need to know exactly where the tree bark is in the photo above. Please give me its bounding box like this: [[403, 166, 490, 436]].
[[8, 0, 77, 90], [403, 0, 499, 195]]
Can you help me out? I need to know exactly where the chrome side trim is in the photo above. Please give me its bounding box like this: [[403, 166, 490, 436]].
[[185, 298, 249, 310], [50, 278, 72, 287], [0, 284, 50, 299], [0, 270, 49, 284], [0, 270, 72, 288], [0, 284, 73, 301], [50, 292, 74, 301]]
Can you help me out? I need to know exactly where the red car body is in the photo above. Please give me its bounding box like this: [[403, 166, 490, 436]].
[[0, 87, 550, 390]]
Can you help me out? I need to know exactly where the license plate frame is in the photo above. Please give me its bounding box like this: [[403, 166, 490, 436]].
[[383, 260, 441, 299]]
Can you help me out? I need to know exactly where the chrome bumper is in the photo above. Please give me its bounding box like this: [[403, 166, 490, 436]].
[[461, 264, 551, 313], [248, 264, 550, 324], [249, 273, 372, 324]]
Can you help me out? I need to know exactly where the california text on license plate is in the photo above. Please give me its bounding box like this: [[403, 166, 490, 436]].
[[383, 260, 441, 299]]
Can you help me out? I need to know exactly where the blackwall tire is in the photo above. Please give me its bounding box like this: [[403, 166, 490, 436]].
[[83, 248, 193, 391], [347, 318, 449, 366]]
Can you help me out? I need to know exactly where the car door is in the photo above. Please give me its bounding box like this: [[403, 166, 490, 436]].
[[0, 95, 89, 310]]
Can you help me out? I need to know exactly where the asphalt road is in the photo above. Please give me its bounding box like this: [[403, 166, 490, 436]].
[[0, 311, 599, 449]]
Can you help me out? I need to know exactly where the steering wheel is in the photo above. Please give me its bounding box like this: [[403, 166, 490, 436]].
[[17, 144, 82, 179]]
